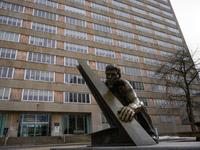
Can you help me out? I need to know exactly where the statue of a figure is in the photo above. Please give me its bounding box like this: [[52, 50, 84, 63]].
[[105, 65, 159, 143]]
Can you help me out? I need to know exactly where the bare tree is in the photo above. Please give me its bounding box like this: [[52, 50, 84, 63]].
[[157, 48, 200, 131]]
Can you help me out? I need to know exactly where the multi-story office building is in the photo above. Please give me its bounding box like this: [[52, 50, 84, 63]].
[[0, 0, 199, 138]]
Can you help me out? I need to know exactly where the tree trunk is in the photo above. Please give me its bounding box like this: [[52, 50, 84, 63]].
[[186, 94, 196, 131]]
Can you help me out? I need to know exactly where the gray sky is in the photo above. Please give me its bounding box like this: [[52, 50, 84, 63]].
[[170, 0, 200, 61]]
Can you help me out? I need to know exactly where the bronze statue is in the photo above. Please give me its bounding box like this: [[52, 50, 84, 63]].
[[105, 65, 159, 143]]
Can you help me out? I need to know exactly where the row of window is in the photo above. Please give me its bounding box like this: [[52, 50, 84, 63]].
[[0, 87, 91, 103], [0, 29, 183, 53], [1, 1, 179, 36]]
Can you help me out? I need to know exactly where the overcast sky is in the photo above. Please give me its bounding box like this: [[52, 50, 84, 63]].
[[170, 0, 200, 61]]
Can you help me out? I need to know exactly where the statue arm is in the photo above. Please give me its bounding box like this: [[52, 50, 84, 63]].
[[123, 80, 144, 112]]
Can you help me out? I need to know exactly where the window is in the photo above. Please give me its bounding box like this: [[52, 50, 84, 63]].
[[115, 19, 132, 28], [93, 24, 112, 33], [138, 35, 154, 43], [157, 40, 174, 49], [73, 0, 85, 4], [64, 92, 90, 103], [33, 9, 58, 20], [64, 29, 87, 40], [144, 58, 161, 66], [29, 36, 56, 48], [27, 52, 55, 64], [0, 48, 17, 59], [96, 62, 109, 71], [0, 67, 14, 79], [134, 16, 149, 24], [0, 31, 20, 42], [64, 43, 88, 54], [25, 69, 54, 82], [95, 48, 115, 58], [160, 51, 173, 57], [118, 41, 135, 49], [121, 53, 139, 62], [34, 0, 58, 8], [146, 70, 161, 79], [114, 9, 130, 18], [65, 17, 86, 27], [65, 74, 85, 84], [22, 89, 54, 102], [129, 81, 144, 90], [123, 67, 141, 76], [0, 15, 22, 27], [159, 115, 176, 123], [152, 84, 166, 93], [112, 0, 128, 9], [91, 3, 109, 12], [65, 5, 86, 15], [64, 57, 78, 67], [0, 1, 24, 13], [0, 88, 11, 100], [115, 29, 134, 39], [132, 7, 147, 15], [91, 13, 110, 22], [136, 25, 153, 34], [139, 97, 148, 106], [31, 22, 57, 34], [93, 35, 113, 45], [138, 46, 157, 54]]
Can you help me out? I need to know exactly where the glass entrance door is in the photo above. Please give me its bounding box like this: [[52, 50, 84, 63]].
[[20, 114, 50, 137], [62, 113, 91, 134]]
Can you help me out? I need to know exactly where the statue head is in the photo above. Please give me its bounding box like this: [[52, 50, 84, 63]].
[[105, 65, 121, 82]]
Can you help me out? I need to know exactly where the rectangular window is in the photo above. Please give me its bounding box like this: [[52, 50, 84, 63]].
[[144, 58, 161, 66], [65, 5, 86, 15], [64, 29, 87, 40], [114, 9, 130, 18], [121, 53, 139, 62], [96, 62, 109, 71], [91, 3, 109, 12], [146, 70, 161, 79], [118, 41, 135, 49], [64, 74, 85, 84], [123, 67, 141, 76], [29, 36, 56, 48], [116, 29, 134, 39], [0, 1, 24, 13], [95, 48, 115, 59], [34, 0, 58, 8], [93, 35, 113, 45], [136, 25, 153, 34], [22, 89, 54, 102], [0, 88, 11, 100], [91, 13, 110, 22], [0, 31, 20, 42], [132, 7, 147, 15], [33, 9, 58, 20], [152, 84, 166, 93], [115, 19, 132, 28], [64, 57, 78, 67], [73, 0, 85, 4], [0, 15, 22, 27], [65, 17, 86, 27], [112, 0, 128, 9], [138, 46, 157, 54], [0, 48, 17, 59], [0, 67, 14, 79], [64, 43, 88, 54], [25, 69, 54, 82], [134, 16, 150, 24], [64, 92, 90, 103], [31, 22, 57, 34], [138, 35, 154, 43], [93, 24, 112, 33], [27, 52, 55, 64], [129, 81, 144, 90]]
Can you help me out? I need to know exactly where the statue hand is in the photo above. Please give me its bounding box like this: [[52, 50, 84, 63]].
[[117, 106, 135, 122]]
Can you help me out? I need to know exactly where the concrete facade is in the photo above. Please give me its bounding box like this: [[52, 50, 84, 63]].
[[0, 0, 200, 140]]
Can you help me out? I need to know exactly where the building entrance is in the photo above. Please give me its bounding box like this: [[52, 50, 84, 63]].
[[19, 114, 50, 137], [62, 113, 91, 134]]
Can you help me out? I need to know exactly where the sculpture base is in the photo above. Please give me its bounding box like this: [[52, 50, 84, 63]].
[[91, 127, 135, 146]]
